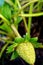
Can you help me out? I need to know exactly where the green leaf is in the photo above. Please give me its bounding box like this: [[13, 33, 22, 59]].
[[17, 16, 22, 24], [7, 45, 14, 53], [7, 43, 18, 53], [15, 37, 24, 43], [29, 37, 38, 43], [29, 37, 39, 48], [10, 50, 19, 60], [32, 42, 43, 48], [0, 3, 11, 20], [14, 16, 22, 28], [0, 0, 4, 6], [23, 33, 30, 41], [0, 22, 13, 34]]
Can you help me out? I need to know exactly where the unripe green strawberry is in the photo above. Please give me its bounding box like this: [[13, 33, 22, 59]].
[[16, 42, 35, 64]]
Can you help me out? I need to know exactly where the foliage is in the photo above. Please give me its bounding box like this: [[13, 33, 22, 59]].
[[0, 3, 11, 20], [0, 0, 43, 65]]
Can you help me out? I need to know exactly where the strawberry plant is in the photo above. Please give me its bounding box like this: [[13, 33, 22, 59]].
[[0, 0, 43, 65]]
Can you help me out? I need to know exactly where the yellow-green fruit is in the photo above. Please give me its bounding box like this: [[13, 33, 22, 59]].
[[16, 42, 35, 64]]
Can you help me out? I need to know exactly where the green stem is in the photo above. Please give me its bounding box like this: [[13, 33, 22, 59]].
[[16, 0, 28, 32], [28, 3, 34, 38], [0, 37, 11, 42], [21, 0, 28, 5], [0, 31, 8, 35], [0, 36, 16, 58], [11, 24, 21, 37], [0, 37, 14, 44], [0, 14, 21, 37], [34, 2, 40, 10], [37, 0, 42, 12], [0, 14, 15, 38], [0, 30, 14, 39], [0, 42, 9, 58], [16, 0, 38, 16], [0, 40, 14, 58], [0, 14, 10, 25], [19, 12, 43, 17]]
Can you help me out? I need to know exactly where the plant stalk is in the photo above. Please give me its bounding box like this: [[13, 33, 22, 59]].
[[19, 12, 43, 17], [37, 0, 42, 12], [28, 3, 34, 38], [16, 0, 38, 16], [16, 0, 28, 32], [0, 14, 21, 38], [11, 24, 21, 38], [0, 42, 9, 58]]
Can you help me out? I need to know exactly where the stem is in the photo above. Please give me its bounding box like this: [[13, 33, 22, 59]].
[[0, 37, 15, 58], [21, 0, 28, 5], [0, 40, 14, 58], [0, 31, 8, 35], [28, 3, 34, 38], [0, 42, 9, 58], [34, 2, 40, 10], [16, 0, 38, 16], [0, 37, 15, 44], [0, 14, 10, 25], [0, 14, 15, 38], [19, 12, 43, 17], [0, 37, 11, 41], [0, 14, 21, 37], [0, 31, 14, 39], [11, 24, 21, 37], [37, 0, 42, 12], [16, 0, 28, 32]]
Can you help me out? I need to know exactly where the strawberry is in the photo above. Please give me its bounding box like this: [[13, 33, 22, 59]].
[[16, 42, 35, 64]]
